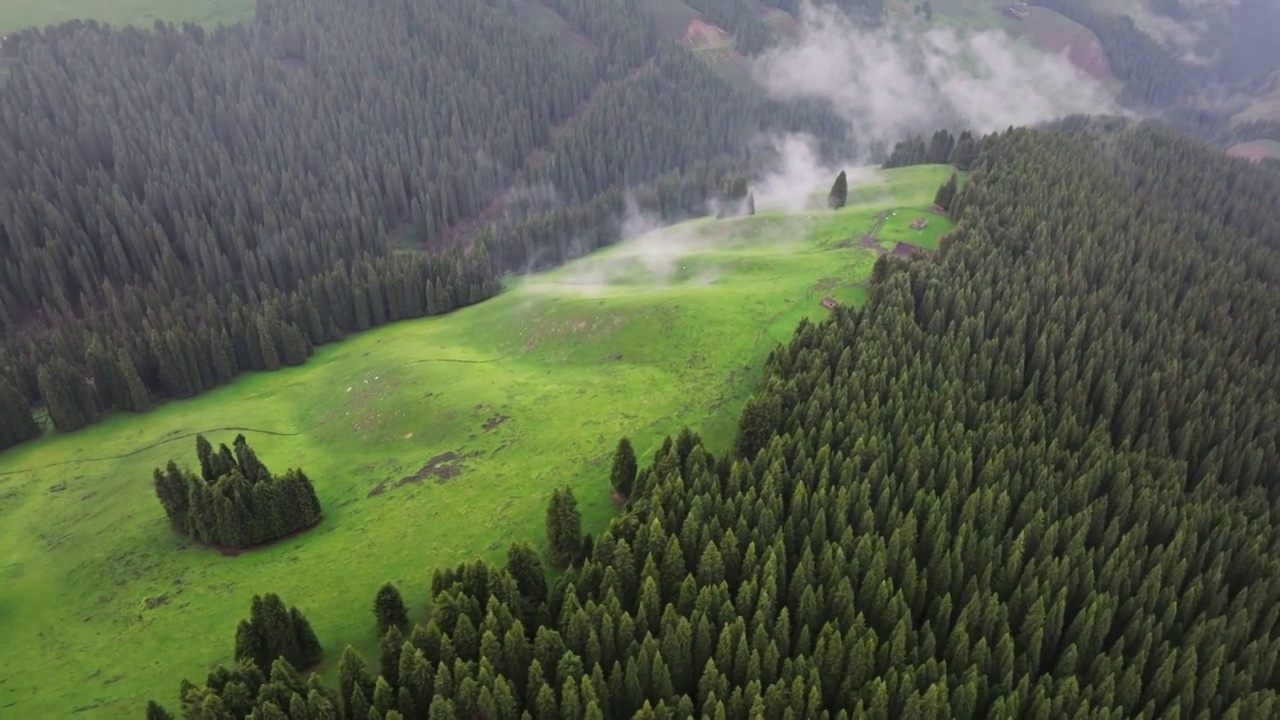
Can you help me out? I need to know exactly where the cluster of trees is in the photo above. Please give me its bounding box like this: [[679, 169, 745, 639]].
[[234, 593, 324, 674], [881, 129, 981, 170], [1031, 0, 1196, 107], [150, 122, 1280, 718], [153, 434, 322, 549], [0, 0, 859, 448], [517, 46, 848, 206]]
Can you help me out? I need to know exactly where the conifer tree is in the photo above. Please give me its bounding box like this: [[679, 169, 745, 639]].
[[0, 377, 40, 450], [546, 487, 584, 568], [610, 437, 638, 498], [374, 582, 410, 633], [507, 541, 549, 604], [934, 173, 958, 212], [827, 171, 848, 210], [117, 349, 152, 412]]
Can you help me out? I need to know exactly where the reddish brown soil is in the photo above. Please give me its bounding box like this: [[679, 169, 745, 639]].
[[1226, 141, 1280, 162], [683, 19, 731, 48], [1025, 10, 1114, 82]]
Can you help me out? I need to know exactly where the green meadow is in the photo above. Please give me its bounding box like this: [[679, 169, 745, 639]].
[[1, 0, 254, 34], [0, 165, 951, 717]]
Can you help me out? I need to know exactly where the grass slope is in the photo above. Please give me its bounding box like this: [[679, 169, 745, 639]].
[[0, 165, 951, 717], [1, 0, 254, 34]]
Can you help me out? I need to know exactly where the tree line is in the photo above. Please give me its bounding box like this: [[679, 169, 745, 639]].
[[881, 129, 981, 171], [0, 0, 854, 450], [147, 123, 1280, 718]]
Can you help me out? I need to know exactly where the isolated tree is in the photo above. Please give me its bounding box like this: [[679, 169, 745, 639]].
[[610, 437, 638, 498], [374, 582, 410, 633], [546, 487, 584, 568], [827, 171, 848, 209], [746, 192, 755, 216], [934, 173, 958, 211]]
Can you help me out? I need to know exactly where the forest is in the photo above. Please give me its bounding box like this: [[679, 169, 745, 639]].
[[139, 122, 1280, 718], [4, 0, 1280, 716], [0, 0, 849, 446]]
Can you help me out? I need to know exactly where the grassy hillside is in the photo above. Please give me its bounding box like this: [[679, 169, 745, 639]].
[[0, 165, 953, 717], [1, 0, 254, 34]]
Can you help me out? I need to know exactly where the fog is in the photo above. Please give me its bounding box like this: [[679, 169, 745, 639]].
[[526, 2, 1127, 296], [748, 2, 1117, 155]]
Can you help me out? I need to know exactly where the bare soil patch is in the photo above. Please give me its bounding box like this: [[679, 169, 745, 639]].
[[394, 451, 479, 487], [892, 242, 926, 257], [1227, 140, 1280, 162], [1024, 9, 1114, 82], [683, 19, 731, 49], [483, 415, 510, 431]]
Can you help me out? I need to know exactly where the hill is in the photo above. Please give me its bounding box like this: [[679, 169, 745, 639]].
[[132, 123, 1280, 720], [0, 165, 954, 716]]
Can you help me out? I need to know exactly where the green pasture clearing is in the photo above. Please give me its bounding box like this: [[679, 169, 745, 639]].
[[645, 0, 703, 41], [514, 0, 596, 55], [0, 165, 950, 717], [879, 210, 953, 251], [1, 0, 254, 34]]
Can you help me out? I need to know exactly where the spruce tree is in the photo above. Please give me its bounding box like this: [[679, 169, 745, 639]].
[[291, 607, 323, 669], [934, 173, 958, 212], [374, 582, 410, 633], [507, 541, 549, 604], [827, 171, 848, 210], [145, 700, 174, 720], [610, 437, 638, 499], [546, 487, 584, 568], [0, 377, 40, 450]]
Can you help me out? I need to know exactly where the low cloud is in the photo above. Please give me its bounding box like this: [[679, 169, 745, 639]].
[[749, 133, 878, 212], [747, 2, 1118, 155]]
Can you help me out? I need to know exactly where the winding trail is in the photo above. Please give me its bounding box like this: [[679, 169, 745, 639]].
[[0, 424, 322, 477]]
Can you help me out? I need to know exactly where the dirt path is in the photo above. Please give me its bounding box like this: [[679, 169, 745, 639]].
[[858, 211, 890, 252]]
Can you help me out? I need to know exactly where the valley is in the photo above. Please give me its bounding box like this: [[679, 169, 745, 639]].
[[0, 165, 952, 716]]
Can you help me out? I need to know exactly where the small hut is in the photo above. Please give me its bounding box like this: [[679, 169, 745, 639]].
[[820, 296, 839, 310], [910, 217, 928, 230]]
